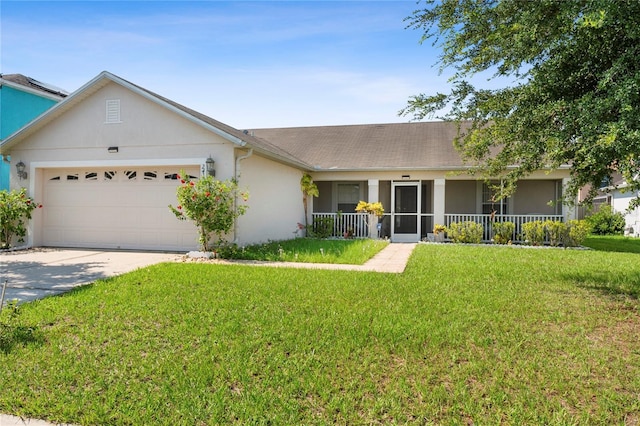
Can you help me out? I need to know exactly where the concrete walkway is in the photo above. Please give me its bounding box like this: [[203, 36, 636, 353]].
[[0, 243, 416, 426], [208, 242, 416, 273]]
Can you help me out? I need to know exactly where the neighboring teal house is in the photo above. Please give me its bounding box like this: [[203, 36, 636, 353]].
[[0, 74, 67, 190]]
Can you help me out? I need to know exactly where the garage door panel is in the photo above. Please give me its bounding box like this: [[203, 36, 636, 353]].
[[43, 166, 200, 251]]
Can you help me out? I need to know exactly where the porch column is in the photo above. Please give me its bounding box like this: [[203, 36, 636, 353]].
[[368, 179, 380, 238], [434, 178, 446, 227], [367, 179, 379, 203], [562, 178, 577, 221]]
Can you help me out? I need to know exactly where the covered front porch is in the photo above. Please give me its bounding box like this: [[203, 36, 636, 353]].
[[310, 178, 575, 243]]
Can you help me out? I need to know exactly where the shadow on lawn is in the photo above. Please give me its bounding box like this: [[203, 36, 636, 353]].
[[582, 237, 640, 254], [564, 270, 640, 299], [0, 303, 45, 354], [0, 323, 44, 354]]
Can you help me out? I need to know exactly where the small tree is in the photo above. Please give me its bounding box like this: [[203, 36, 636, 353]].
[[0, 189, 42, 249], [355, 201, 385, 238], [169, 172, 248, 251], [300, 173, 319, 231]]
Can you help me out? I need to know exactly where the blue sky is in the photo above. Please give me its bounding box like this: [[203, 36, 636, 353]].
[[2, 1, 454, 129]]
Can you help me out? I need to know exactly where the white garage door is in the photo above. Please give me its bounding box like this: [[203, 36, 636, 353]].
[[42, 166, 200, 251]]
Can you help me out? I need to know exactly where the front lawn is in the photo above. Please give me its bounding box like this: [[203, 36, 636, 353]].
[[217, 238, 389, 264], [583, 234, 640, 254], [1, 244, 640, 424]]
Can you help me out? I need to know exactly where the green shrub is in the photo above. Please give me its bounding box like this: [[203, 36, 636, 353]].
[[585, 205, 626, 235], [311, 216, 335, 238], [446, 221, 483, 244], [544, 220, 568, 247], [522, 221, 545, 246], [1, 188, 42, 249], [491, 221, 515, 244], [566, 220, 591, 247]]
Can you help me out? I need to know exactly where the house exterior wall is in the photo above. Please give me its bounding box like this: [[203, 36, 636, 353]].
[[236, 153, 304, 244], [612, 189, 640, 236], [0, 84, 61, 190], [0, 85, 59, 138]]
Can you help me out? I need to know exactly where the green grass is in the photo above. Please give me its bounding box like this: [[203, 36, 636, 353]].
[[217, 238, 389, 264], [1, 243, 640, 424], [583, 234, 640, 254]]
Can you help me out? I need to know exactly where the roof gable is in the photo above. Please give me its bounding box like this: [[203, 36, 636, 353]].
[[0, 71, 311, 169]]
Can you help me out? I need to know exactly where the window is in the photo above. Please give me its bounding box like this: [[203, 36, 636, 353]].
[[482, 182, 508, 215], [337, 183, 360, 212]]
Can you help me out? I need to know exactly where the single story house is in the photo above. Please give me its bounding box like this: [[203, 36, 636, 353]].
[[0, 71, 576, 251]]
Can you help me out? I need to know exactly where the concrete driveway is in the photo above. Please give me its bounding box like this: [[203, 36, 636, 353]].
[[1, 248, 179, 305]]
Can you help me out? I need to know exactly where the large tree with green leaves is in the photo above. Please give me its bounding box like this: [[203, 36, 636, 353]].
[[402, 0, 640, 208]]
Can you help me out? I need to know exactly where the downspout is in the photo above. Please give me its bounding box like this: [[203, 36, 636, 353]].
[[233, 148, 253, 244]]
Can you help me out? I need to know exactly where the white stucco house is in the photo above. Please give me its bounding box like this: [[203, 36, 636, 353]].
[[0, 71, 577, 251], [610, 181, 640, 236]]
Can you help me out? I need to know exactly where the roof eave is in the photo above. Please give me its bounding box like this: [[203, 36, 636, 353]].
[[0, 78, 67, 102]]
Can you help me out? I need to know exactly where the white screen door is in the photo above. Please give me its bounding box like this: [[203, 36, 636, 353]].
[[392, 181, 420, 242]]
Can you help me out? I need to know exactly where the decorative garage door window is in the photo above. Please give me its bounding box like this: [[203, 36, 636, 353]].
[[46, 169, 198, 182]]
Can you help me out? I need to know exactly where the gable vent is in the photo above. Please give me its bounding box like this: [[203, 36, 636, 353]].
[[105, 99, 121, 124]]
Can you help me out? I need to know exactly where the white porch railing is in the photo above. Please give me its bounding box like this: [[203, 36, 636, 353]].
[[445, 214, 564, 242], [311, 213, 370, 238], [310, 212, 564, 241]]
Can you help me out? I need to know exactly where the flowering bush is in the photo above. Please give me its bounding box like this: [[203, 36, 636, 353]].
[[0, 189, 42, 249], [168, 172, 248, 251]]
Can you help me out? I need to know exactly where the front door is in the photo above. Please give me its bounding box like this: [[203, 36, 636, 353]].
[[392, 181, 420, 242]]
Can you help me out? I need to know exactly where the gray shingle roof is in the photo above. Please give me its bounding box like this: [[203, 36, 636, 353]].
[[251, 121, 469, 170], [0, 73, 68, 97]]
